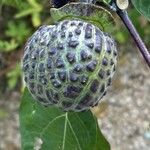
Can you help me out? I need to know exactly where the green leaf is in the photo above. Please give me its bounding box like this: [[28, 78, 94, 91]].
[[15, 8, 36, 18], [32, 13, 41, 27], [5, 21, 31, 44], [0, 0, 27, 10], [0, 0, 22, 8], [50, 2, 115, 31], [0, 40, 18, 52], [131, 0, 150, 21], [14, 0, 42, 27], [20, 88, 110, 150]]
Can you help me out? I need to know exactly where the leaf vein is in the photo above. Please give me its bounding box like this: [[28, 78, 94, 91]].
[[62, 113, 68, 150], [67, 118, 82, 150], [40, 114, 66, 136]]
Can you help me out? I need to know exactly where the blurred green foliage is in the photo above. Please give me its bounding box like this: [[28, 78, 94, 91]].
[[0, 0, 149, 92], [0, 0, 50, 92], [6, 63, 21, 89]]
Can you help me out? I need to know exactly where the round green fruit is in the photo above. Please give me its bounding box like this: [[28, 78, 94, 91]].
[[22, 19, 117, 112]]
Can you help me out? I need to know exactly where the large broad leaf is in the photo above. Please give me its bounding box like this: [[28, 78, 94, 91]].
[[131, 0, 150, 21], [50, 2, 115, 32], [20, 88, 110, 150]]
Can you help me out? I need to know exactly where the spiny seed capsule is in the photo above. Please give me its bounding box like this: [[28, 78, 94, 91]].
[[22, 19, 117, 112]]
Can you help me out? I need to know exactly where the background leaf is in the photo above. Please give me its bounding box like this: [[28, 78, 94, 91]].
[[0, 0, 22, 8], [131, 0, 150, 21], [20, 88, 110, 150]]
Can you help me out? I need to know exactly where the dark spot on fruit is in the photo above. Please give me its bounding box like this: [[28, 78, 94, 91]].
[[48, 47, 57, 55], [95, 29, 102, 53], [86, 43, 94, 49], [38, 74, 47, 85], [95, 46, 101, 53], [113, 50, 117, 56], [23, 64, 29, 72], [34, 38, 38, 43], [24, 76, 28, 82], [23, 54, 28, 61], [46, 27, 52, 32], [110, 59, 114, 66], [86, 60, 97, 72], [78, 93, 93, 106], [113, 65, 116, 71], [90, 79, 99, 93], [31, 52, 38, 60], [68, 32, 73, 37], [57, 42, 64, 50], [51, 32, 56, 39], [38, 63, 45, 72], [105, 37, 113, 54], [104, 32, 111, 38], [29, 82, 34, 89], [63, 20, 69, 25], [75, 105, 83, 111], [56, 58, 64, 68], [46, 90, 59, 103], [85, 24, 92, 39], [66, 52, 76, 63], [49, 73, 55, 80], [58, 71, 66, 81], [37, 84, 43, 94], [47, 58, 52, 69], [68, 40, 79, 48], [78, 22, 83, 26], [29, 44, 34, 50], [61, 32, 66, 38], [92, 101, 99, 107], [107, 77, 112, 86], [41, 77, 48, 85], [38, 25, 45, 31], [70, 22, 76, 26], [75, 28, 81, 35], [61, 25, 66, 31], [107, 70, 111, 76], [80, 75, 88, 84], [35, 49, 40, 55], [61, 20, 68, 28], [29, 72, 34, 80], [100, 84, 105, 93], [70, 72, 78, 82], [46, 90, 52, 100], [31, 62, 36, 69], [62, 101, 72, 108], [74, 64, 84, 73], [38, 74, 44, 82], [102, 57, 108, 66], [52, 80, 61, 88], [80, 50, 92, 61], [103, 91, 107, 96], [64, 85, 82, 98], [51, 90, 59, 102], [98, 69, 105, 79], [37, 96, 47, 103]]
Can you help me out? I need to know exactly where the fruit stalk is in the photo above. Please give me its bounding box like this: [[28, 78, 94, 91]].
[[116, 9, 150, 67]]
